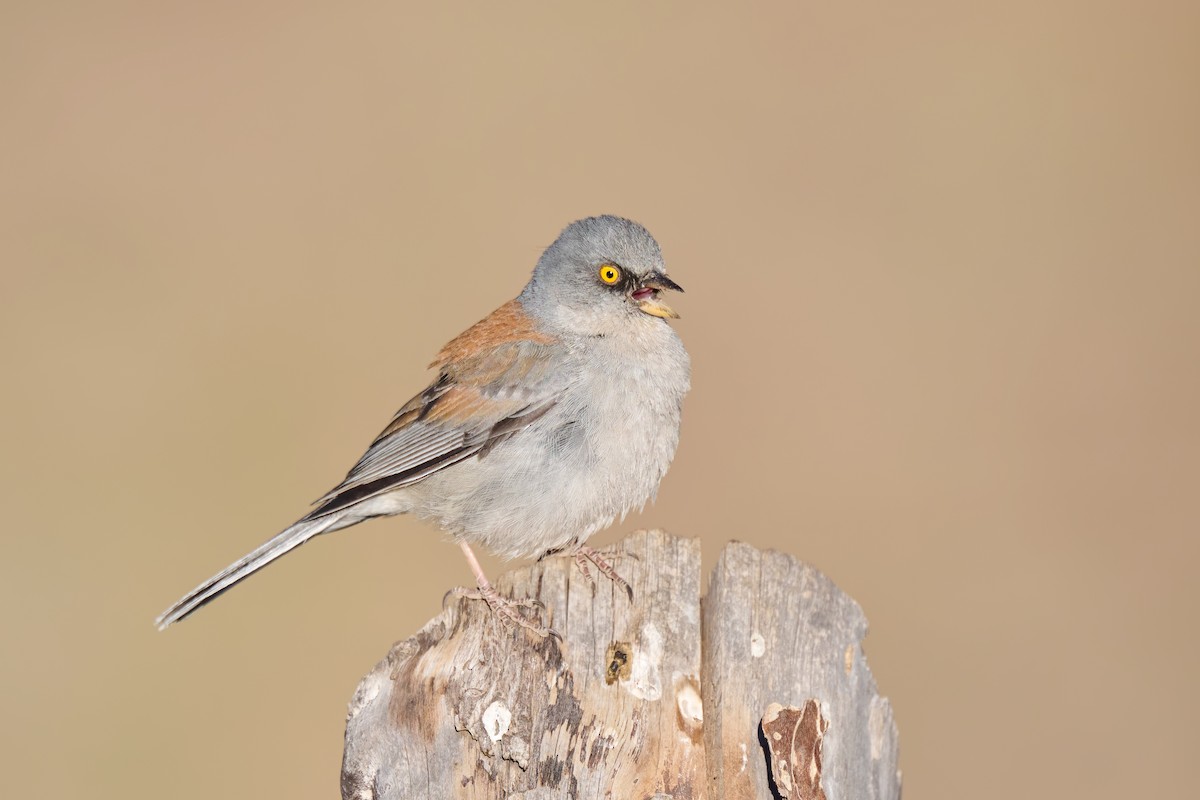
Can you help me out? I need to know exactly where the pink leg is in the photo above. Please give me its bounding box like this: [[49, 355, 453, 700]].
[[452, 542, 558, 639]]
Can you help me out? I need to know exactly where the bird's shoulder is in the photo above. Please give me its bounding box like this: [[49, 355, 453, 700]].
[[369, 299, 564, 443], [431, 298, 556, 372]]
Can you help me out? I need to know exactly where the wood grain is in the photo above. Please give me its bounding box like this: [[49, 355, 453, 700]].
[[341, 531, 900, 800]]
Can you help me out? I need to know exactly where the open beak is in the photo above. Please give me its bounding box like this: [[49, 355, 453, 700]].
[[632, 271, 685, 319]]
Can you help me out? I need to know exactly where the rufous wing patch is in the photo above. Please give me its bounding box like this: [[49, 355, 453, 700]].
[[371, 299, 555, 442], [431, 299, 555, 369], [761, 699, 830, 800]]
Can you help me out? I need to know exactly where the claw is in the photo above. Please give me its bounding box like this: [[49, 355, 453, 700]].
[[453, 540, 556, 637], [452, 584, 557, 638], [571, 544, 634, 603]]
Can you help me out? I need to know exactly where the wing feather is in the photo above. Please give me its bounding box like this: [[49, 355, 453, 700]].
[[306, 330, 567, 518]]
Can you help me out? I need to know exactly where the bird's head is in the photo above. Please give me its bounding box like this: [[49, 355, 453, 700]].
[[521, 215, 684, 336]]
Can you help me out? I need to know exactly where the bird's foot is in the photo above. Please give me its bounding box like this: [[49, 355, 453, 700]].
[[451, 584, 560, 640], [453, 540, 559, 639], [572, 544, 634, 602]]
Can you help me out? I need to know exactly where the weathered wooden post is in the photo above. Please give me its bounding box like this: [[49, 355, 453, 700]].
[[341, 530, 900, 800]]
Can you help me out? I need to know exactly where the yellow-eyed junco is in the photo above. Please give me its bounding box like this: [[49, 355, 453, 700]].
[[156, 216, 689, 636]]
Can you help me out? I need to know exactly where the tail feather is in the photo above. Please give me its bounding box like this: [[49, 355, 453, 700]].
[[155, 512, 347, 630]]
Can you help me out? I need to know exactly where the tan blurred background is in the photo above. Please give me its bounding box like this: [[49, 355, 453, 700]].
[[2, 1, 1197, 797]]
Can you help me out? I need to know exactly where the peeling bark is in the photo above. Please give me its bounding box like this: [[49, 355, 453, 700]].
[[341, 531, 900, 800]]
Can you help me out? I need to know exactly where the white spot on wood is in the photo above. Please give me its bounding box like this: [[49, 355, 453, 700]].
[[622, 622, 664, 701], [483, 701, 512, 742], [674, 673, 703, 726], [739, 742, 748, 773], [750, 631, 766, 657]]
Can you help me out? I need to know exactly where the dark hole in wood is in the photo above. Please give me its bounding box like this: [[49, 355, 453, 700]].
[[759, 724, 785, 800], [604, 641, 632, 685]]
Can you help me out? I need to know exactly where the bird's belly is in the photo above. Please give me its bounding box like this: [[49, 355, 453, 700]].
[[407, 363, 686, 560]]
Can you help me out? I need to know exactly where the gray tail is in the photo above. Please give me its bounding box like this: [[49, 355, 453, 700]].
[[155, 512, 348, 630]]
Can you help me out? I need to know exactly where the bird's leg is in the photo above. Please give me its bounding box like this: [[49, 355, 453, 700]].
[[451, 541, 559, 639], [574, 555, 594, 584], [571, 543, 634, 602]]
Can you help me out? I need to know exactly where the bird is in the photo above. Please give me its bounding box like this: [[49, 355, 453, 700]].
[[155, 215, 690, 636]]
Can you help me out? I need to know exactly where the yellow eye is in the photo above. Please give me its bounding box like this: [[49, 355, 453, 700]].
[[599, 264, 621, 284]]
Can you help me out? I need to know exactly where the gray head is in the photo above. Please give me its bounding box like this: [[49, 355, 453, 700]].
[[520, 215, 684, 336]]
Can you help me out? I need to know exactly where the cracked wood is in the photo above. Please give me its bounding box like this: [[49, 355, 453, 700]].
[[341, 531, 900, 800]]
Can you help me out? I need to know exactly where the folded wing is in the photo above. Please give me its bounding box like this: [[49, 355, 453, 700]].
[[306, 330, 567, 519]]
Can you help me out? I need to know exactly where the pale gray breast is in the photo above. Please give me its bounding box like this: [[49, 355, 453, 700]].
[[406, 324, 690, 559], [563, 323, 691, 529]]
